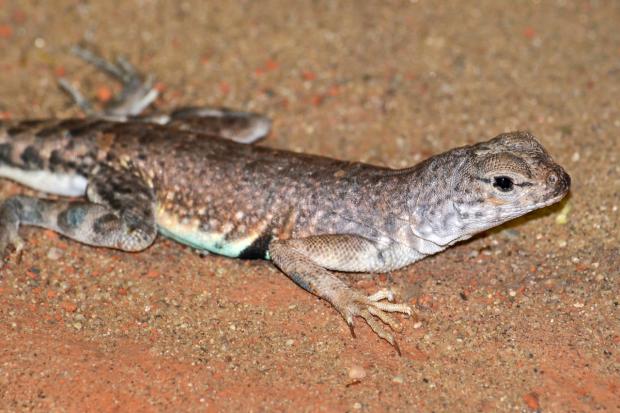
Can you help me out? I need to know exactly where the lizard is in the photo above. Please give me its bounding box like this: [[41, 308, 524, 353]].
[[0, 48, 571, 351]]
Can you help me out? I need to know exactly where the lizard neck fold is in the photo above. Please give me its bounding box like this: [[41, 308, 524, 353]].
[[403, 152, 471, 248]]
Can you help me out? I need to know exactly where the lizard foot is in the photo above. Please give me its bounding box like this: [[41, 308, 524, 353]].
[[58, 45, 158, 118], [0, 227, 24, 268], [335, 288, 412, 354], [0, 200, 24, 268]]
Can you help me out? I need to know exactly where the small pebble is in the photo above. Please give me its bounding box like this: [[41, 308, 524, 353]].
[[352, 402, 362, 410], [555, 201, 571, 225], [47, 247, 64, 260], [558, 240, 567, 248], [501, 228, 521, 240], [285, 339, 295, 346], [348, 365, 367, 380], [413, 321, 423, 329], [72, 322, 83, 330], [392, 375, 404, 384]]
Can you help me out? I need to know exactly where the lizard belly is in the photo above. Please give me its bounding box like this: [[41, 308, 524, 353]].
[[0, 165, 88, 197], [156, 210, 259, 257]]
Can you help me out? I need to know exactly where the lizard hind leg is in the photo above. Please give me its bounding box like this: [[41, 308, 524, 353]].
[[58, 46, 271, 144], [0, 169, 158, 265], [58, 45, 158, 119]]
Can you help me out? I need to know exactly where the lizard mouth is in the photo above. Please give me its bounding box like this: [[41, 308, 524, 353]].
[[533, 183, 570, 210]]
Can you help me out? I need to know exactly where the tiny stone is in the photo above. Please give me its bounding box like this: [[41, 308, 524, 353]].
[[555, 202, 571, 225], [285, 339, 295, 346], [413, 321, 423, 329], [352, 402, 362, 410], [571, 152, 580, 162], [348, 365, 367, 380], [501, 228, 521, 239], [558, 240, 567, 248], [34, 37, 46, 48], [73, 322, 83, 330], [573, 302, 584, 308], [392, 375, 404, 384], [47, 247, 64, 260], [508, 290, 517, 297]]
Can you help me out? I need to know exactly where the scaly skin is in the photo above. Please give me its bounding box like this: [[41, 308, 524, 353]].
[[0, 49, 571, 351]]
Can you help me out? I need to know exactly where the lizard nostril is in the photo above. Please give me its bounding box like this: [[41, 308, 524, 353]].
[[547, 173, 558, 185]]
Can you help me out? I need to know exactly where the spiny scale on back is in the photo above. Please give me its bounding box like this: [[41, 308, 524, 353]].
[[0, 48, 571, 352]]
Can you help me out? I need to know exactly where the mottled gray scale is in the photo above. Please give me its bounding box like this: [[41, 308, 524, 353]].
[[0, 143, 13, 165], [58, 204, 88, 229], [20, 146, 44, 169]]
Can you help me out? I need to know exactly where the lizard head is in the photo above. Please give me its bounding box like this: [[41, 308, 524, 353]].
[[451, 130, 571, 233], [407, 131, 570, 247]]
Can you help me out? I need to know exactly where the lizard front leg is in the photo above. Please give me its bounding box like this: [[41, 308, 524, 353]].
[[269, 235, 412, 351], [0, 167, 157, 265]]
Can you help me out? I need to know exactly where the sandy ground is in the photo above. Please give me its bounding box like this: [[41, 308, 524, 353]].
[[0, 1, 618, 412]]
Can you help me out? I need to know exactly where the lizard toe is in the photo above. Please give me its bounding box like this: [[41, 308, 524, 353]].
[[359, 308, 396, 346], [368, 306, 402, 332], [335, 289, 412, 351], [367, 288, 395, 302]]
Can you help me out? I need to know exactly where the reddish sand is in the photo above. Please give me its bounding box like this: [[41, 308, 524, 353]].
[[0, 1, 618, 412]]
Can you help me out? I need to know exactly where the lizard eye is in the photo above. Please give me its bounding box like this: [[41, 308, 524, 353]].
[[493, 176, 514, 192]]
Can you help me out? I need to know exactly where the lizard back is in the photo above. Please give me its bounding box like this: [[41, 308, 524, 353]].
[[0, 118, 417, 259]]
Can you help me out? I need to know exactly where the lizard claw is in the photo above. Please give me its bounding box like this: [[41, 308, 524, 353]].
[[336, 288, 412, 353]]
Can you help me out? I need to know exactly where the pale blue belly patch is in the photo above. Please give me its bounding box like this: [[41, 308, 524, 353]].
[[156, 211, 257, 258]]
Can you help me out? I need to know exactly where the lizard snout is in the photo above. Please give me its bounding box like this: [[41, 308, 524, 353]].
[[546, 166, 571, 198]]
